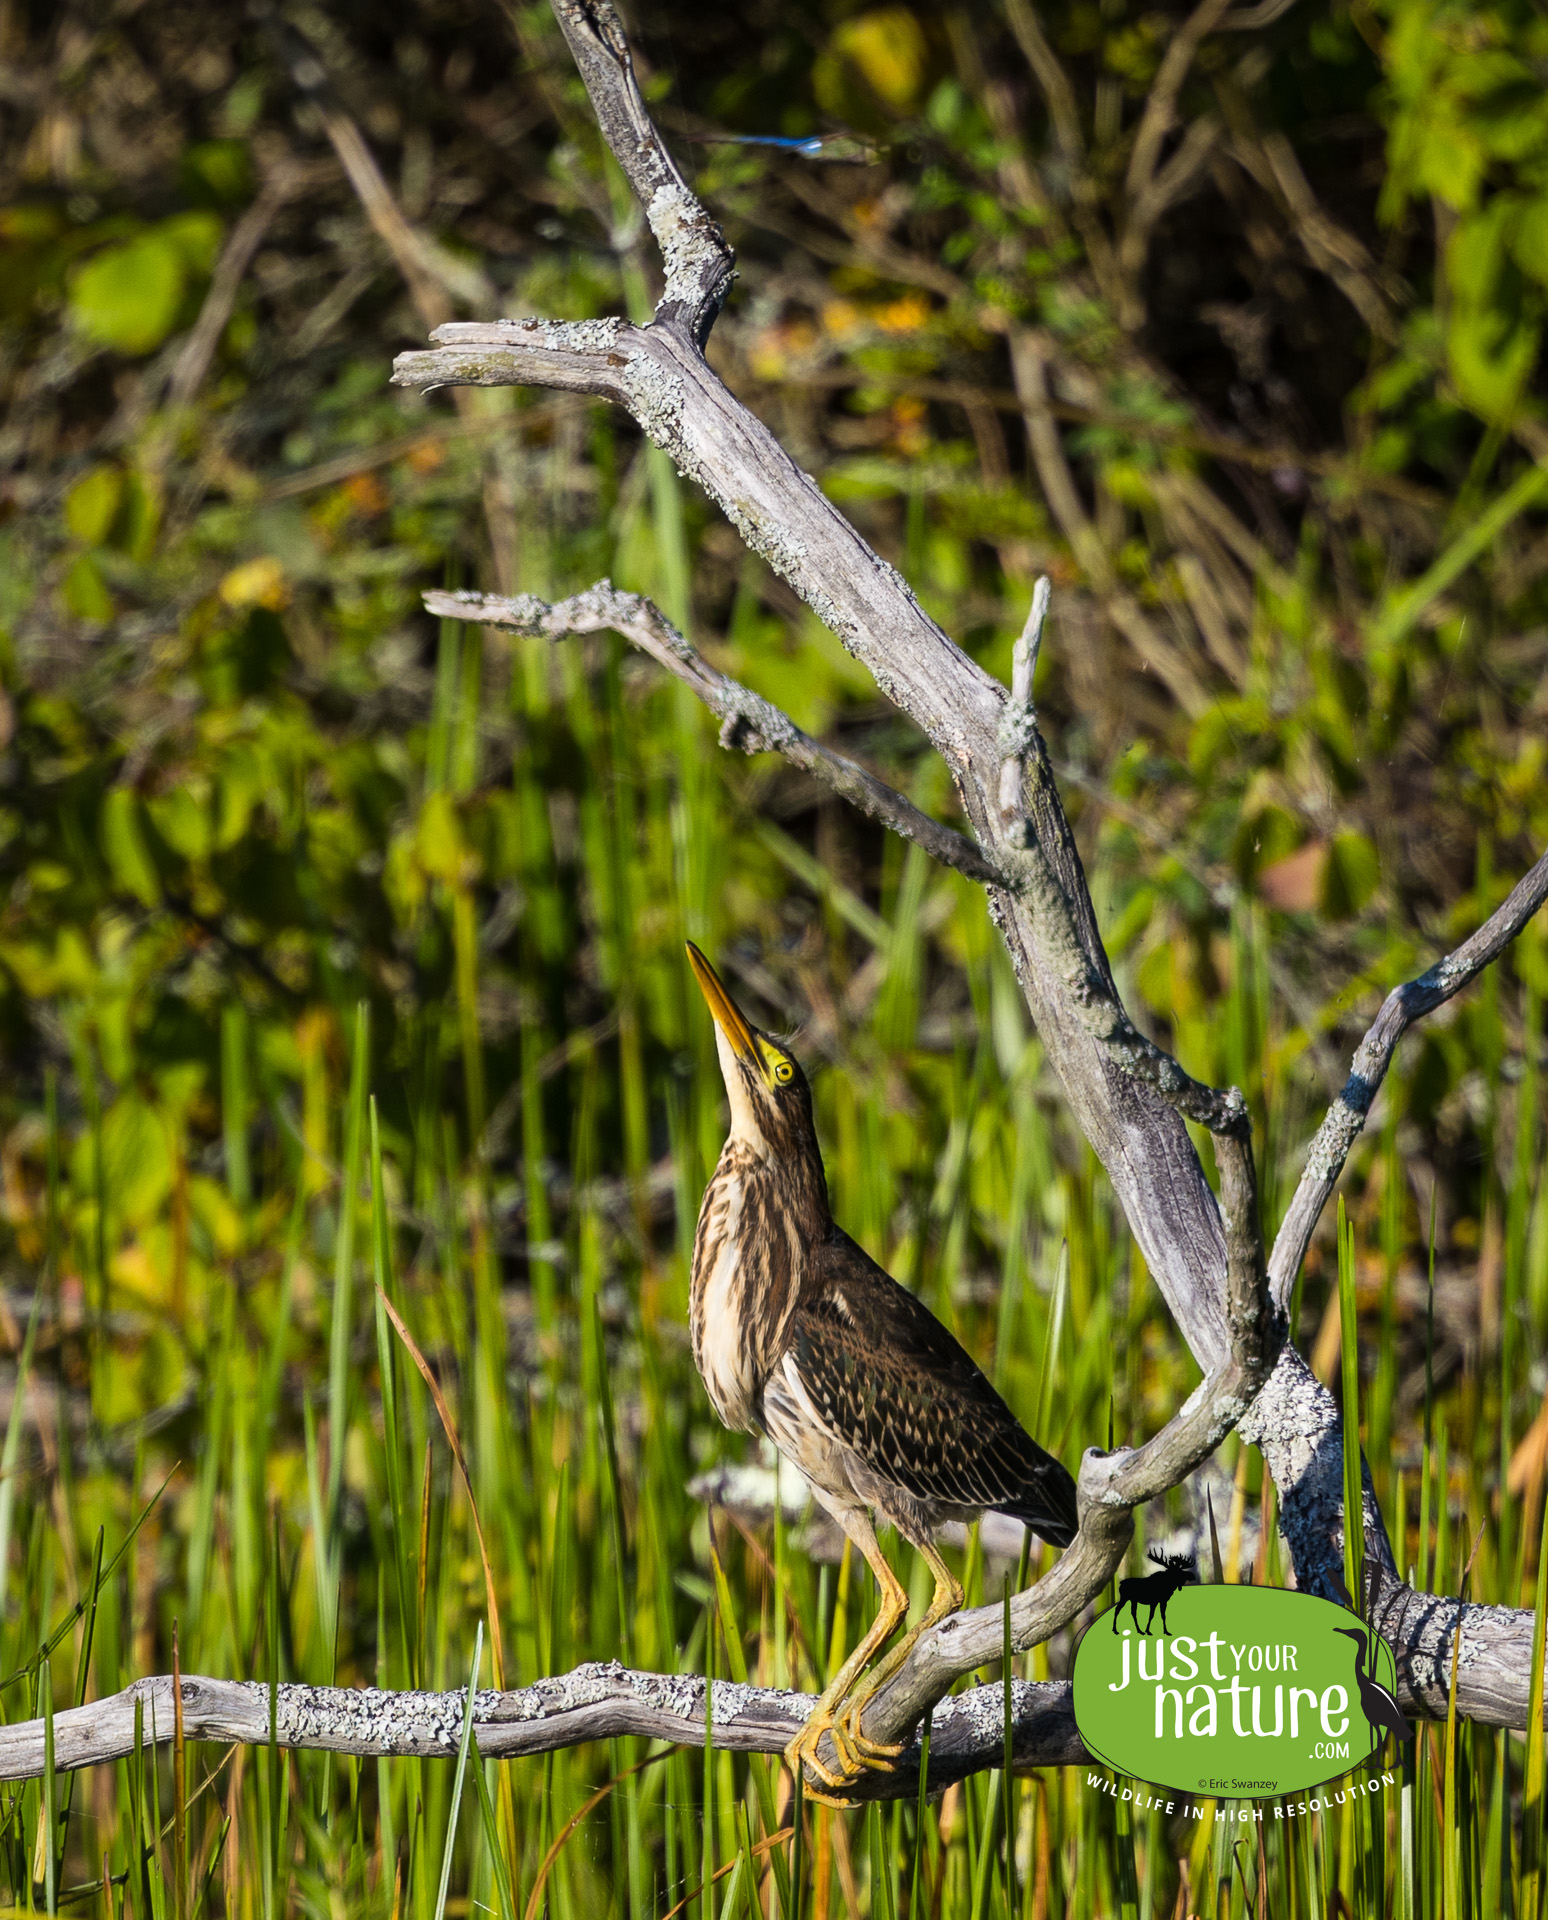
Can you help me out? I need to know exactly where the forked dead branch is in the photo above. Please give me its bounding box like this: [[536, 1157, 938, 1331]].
[[6, 0, 1548, 1800]]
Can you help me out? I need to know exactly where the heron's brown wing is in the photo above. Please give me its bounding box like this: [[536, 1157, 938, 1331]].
[[785, 1231, 1077, 1545]]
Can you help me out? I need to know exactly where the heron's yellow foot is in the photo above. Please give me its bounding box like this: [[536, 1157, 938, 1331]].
[[833, 1696, 906, 1769], [785, 1705, 857, 1794], [800, 1780, 863, 1810]]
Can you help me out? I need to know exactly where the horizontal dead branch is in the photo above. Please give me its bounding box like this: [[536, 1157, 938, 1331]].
[[425, 583, 1007, 887], [0, 1668, 1083, 1800]]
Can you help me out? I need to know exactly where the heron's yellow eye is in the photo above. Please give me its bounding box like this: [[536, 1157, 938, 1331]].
[[774, 1059, 793, 1084]]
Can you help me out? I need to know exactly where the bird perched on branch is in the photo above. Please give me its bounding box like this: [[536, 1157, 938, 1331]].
[[686, 942, 1079, 1801]]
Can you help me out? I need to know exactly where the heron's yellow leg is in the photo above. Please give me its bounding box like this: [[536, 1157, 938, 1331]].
[[836, 1539, 965, 1763], [785, 1514, 910, 1797]]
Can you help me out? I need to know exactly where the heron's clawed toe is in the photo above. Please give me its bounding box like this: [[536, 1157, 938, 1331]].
[[836, 1698, 905, 1767], [786, 1692, 903, 1797], [785, 1708, 857, 1795], [799, 1780, 863, 1810]]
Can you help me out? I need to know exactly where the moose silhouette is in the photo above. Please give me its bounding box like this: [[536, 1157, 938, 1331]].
[[1112, 1550, 1199, 1635]]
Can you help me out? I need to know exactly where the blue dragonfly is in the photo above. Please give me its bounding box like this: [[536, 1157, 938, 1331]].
[[687, 129, 882, 164]]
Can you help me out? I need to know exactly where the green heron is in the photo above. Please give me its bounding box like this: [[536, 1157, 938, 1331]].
[[686, 943, 1079, 1800]]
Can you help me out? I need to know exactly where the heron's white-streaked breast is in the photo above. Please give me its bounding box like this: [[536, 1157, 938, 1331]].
[[693, 1174, 758, 1430]]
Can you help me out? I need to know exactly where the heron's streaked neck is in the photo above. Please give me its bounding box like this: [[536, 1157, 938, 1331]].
[[715, 1026, 771, 1156], [712, 1032, 831, 1231]]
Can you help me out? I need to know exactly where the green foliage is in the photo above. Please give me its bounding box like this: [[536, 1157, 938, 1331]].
[[1381, 0, 1548, 418], [68, 214, 223, 357]]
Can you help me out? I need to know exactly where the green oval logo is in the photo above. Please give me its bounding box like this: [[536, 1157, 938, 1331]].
[[1072, 1585, 1406, 1797]]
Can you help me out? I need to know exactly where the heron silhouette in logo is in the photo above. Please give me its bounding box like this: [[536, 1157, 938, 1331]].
[[1333, 1627, 1413, 1744]]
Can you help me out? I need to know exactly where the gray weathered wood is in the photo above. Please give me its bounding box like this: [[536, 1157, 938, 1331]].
[[0, 1668, 1084, 1800]]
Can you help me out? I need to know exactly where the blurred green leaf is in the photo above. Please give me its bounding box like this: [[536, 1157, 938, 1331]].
[[1321, 831, 1381, 920], [59, 552, 113, 622], [69, 232, 188, 355], [181, 140, 254, 208], [101, 790, 162, 909], [68, 213, 221, 355], [146, 782, 213, 863]]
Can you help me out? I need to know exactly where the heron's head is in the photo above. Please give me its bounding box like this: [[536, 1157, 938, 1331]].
[[1333, 1628, 1367, 1650], [686, 943, 818, 1166]]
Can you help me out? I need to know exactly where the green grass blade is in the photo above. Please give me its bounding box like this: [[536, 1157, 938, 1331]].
[[909, 1710, 931, 1920], [371, 1097, 417, 1686], [432, 1622, 483, 1920], [222, 1002, 252, 1214], [132, 1694, 148, 1920], [267, 1502, 282, 1920], [1338, 1198, 1365, 1618], [41, 1654, 56, 1917], [1523, 1482, 1548, 1920], [257, 1184, 305, 1466], [471, 1752, 517, 1920], [0, 1284, 43, 1627], [967, 1770, 997, 1920], [1420, 1189, 1438, 1598], [868, 1801, 894, 1920], [1033, 1241, 1069, 1453], [328, 999, 371, 1519], [789, 1772, 803, 1920], [702, 1597, 717, 1920], [1003, 1575, 1015, 1920], [57, 1524, 104, 1846], [302, 1395, 336, 1672], [148, 1693, 167, 1920], [594, 1298, 632, 1666]]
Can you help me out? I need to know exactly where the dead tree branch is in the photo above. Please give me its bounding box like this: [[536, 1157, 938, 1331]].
[[425, 584, 1006, 887], [0, 1670, 1082, 1801]]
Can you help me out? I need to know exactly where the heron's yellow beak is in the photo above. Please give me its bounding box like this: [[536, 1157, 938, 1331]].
[[686, 942, 758, 1064]]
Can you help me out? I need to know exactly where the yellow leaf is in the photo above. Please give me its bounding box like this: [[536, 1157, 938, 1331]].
[[875, 292, 931, 334], [219, 555, 290, 611], [65, 467, 124, 546], [832, 8, 928, 111]]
